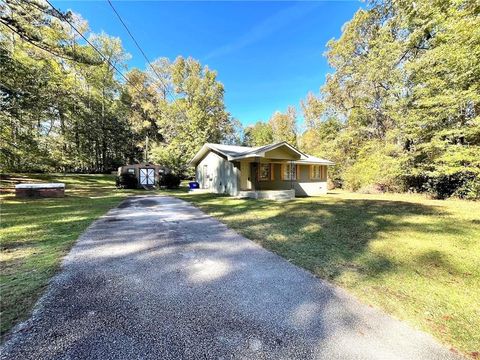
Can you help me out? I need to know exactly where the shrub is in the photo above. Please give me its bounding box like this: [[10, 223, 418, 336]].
[[327, 178, 336, 190], [160, 173, 181, 189], [116, 174, 137, 189], [357, 184, 385, 194], [343, 141, 402, 192], [453, 178, 480, 200]]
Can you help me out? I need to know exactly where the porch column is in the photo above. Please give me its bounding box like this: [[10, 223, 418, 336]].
[[290, 160, 294, 190], [256, 157, 261, 192]]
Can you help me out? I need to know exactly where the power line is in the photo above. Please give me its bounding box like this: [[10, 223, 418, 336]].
[[106, 0, 177, 103], [7, 0, 188, 121], [37, 0, 149, 99], [0, 20, 79, 62]]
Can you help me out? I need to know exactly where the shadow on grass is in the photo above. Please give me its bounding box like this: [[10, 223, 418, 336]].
[[173, 191, 451, 281], [1, 195, 466, 359], [0, 176, 137, 339]]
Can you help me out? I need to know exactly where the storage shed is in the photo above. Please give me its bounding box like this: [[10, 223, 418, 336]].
[[117, 163, 165, 188]]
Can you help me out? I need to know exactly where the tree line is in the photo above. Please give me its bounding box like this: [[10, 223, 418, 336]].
[[0, 0, 235, 175], [1, 0, 479, 199], [242, 0, 479, 199]]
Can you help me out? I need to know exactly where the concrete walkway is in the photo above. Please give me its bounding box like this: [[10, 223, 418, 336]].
[[1, 196, 461, 359]]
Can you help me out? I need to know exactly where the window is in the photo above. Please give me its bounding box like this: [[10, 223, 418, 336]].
[[310, 165, 321, 179], [282, 164, 297, 180], [259, 163, 272, 181], [127, 168, 135, 174]]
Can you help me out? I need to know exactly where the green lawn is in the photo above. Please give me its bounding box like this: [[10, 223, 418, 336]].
[[0, 174, 136, 339], [1, 176, 479, 357], [169, 189, 480, 358]]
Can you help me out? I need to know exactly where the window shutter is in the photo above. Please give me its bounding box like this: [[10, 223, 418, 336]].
[[296, 165, 300, 180], [281, 164, 284, 180], [270, 163, 274, 180]]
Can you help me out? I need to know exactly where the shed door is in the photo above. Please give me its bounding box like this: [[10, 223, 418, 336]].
[[139, 168, 155, 185]]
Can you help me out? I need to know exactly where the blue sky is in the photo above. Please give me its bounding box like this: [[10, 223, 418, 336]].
[[52, 1, 361, 126]]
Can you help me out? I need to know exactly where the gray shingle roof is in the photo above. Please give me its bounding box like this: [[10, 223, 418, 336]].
[[189, 142, 334, 166]]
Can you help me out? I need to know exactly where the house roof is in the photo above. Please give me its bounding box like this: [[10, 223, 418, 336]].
[[189, 142, 334, 166]]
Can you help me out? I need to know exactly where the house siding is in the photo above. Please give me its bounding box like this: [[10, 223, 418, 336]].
[[195, 152, 239, 195], [194, 150, 328, 197]]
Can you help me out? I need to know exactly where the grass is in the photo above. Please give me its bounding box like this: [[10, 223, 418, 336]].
[[0, 173, 136, 339], [1, 175, 478, 357], [168, 188, 480, 358]]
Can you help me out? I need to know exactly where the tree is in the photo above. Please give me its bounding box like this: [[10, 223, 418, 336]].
[[146, 56, 234, 175], [268, 106, 297, 145], [0, 2, 234, 176], [243, 121, 273, 147], [302, 0, 480, 198]]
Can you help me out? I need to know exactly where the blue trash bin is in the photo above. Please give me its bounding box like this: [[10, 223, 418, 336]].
[[188, 181, 199, 189]]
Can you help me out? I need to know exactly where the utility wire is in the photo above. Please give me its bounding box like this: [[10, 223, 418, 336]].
[[0, 20, 80, 62], [29, 0, 149, 99], [7, 0, 187, 120], [106, 0, 180, 105]]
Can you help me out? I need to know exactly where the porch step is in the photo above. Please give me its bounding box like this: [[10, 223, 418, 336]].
[[237, 190, 295, 201]]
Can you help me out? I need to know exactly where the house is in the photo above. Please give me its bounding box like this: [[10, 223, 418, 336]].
[[117, 163, 167, 188], [188, 142, 334, 200]]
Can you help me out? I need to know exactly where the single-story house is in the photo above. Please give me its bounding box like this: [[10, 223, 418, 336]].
[[188, 142, 334, 200]]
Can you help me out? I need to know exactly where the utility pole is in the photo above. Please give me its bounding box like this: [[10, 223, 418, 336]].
[[145, 135, 149, 163]]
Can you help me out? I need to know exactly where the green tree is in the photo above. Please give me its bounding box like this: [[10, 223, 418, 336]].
[[303, 0, 480, 198], [147, 56, 233, 175], [268, 106, 297, 145], [243, 121, 273, 146]]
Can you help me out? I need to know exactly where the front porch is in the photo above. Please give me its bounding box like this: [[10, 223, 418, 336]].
[[236, 189, 295, 201]]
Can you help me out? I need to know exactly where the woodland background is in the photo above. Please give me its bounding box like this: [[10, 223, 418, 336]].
[[1, 0, 479, 199]]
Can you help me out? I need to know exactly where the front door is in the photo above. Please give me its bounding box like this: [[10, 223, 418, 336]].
[[240, 162, 252, 190], [139, 168, 155, 186]]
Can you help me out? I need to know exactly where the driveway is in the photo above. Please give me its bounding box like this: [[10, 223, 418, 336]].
[[1, 196, 461, 360]]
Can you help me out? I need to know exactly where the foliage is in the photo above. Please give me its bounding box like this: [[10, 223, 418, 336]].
[[243, 107, 298, 147], [268, 106, 297, 145], [243, 121, 273, 146], [160, 173, 181, 189], [115, 173, 137, 189], [0, 1, 234, 175], [297, 0, 480, 199], [148, 56, 233, 176], [343, 140, 403, 192]]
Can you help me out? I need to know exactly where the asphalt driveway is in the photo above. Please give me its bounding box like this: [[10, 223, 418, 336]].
[[1, 196, 461, 359]]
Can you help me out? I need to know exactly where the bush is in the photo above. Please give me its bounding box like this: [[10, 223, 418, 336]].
[[343, 141, 402, 192], [327, 177, 336, 190], [404, 172, 480, 200], [453, 178, 480, 200], [116, 173, 137, 189], [160, 173, 181, 189], [357, 184, 385, 194]]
